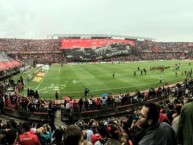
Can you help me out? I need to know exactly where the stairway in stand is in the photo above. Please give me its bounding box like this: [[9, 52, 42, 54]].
[[55, 109, 65, 127]]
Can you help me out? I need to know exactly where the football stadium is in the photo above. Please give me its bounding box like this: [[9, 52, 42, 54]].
[[1, 34, 192, 144], [6, 37, 193, 99], [0, 1, 193, 145]]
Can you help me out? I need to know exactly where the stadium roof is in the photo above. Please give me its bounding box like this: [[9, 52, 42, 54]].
[[47, 34, 154, 41]]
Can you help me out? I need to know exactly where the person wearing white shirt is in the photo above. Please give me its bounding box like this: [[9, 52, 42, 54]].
[[66, 101, 70, 112]]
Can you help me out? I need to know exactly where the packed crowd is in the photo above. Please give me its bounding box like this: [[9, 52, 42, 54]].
[[62, 87, 169, 113], [0, 39, 60, 52], [1, 38, 192, 53], [0, 96, 192, 145], [136, 40, 192, 52], [17, 53, 64, 64], [0, 77, 55, 113], [104, 52, 182, 62], [0, 38, 193, 64]]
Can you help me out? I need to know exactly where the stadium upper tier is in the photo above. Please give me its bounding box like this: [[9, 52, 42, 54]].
[[0, 39, 61, 52], [0, 38, 193, 53]]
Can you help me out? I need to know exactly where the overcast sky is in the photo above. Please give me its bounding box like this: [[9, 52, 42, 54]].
[[0, 0, 193, 42]]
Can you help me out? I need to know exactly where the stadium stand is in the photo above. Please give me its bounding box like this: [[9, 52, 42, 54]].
[[0, 37, 192, 64], [1, 35, 193, 144]]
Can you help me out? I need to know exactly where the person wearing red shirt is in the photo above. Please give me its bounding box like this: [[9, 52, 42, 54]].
[[18, 122, 41, 145]]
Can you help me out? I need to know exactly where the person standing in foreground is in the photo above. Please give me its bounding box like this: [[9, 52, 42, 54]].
[[137, 102, 177, 145], [177, 101, 193, 145]]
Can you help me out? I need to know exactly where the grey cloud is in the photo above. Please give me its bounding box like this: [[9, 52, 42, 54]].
[[0, 0, 193, 41]]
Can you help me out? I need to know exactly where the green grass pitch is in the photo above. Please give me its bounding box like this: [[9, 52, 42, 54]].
[[18, 60, 192, 99]]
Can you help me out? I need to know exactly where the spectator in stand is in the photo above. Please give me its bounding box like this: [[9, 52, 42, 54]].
[[105, 139, 121, 145], [78, 98, 84, 112], [94, 126, 110, 145], [65, 101, 70, 112], [177, 100, 193, 145], [137, 102, 177, 145], [166, 103, 175, 124], [63, 125, 84, 145], [171, 105, 181, 134], [82, 127, 94, 143], [18, 122, 41, 145], [96, 98, 102, 110], [159, 104, 170, 124], [50, 129, 63, 145], [84, 98, 89, 111], [1, 128, 18, 145], [37, 124, 52, 145], [101, 97, 107, 108]]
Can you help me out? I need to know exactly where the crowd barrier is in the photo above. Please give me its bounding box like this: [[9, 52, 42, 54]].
[[61, 96, 167, 122], [3, 107, 49, 122]]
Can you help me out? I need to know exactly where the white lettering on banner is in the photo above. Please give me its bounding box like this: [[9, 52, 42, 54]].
[[21, 138, 33, 141]]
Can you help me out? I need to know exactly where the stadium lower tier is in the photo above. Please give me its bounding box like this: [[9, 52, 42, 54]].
[[2, 96, 167, 123]]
